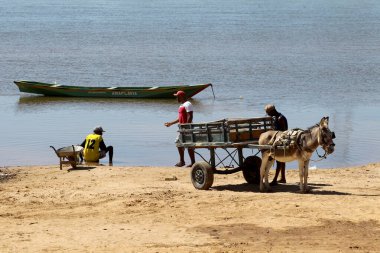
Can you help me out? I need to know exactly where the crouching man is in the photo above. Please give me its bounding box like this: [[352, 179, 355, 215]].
[[81, 126, 113, 165]]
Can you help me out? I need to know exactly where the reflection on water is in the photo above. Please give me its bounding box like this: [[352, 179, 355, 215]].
[[17, 95, 207, 109], [17, 95, 176, 110]]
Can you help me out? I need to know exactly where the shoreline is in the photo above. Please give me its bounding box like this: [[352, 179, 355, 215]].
[[1, 162, 379, 252]]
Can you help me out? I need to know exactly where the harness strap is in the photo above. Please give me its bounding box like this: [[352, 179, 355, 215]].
[[267, 131, 280, 165], [268, 131, 280, 146]]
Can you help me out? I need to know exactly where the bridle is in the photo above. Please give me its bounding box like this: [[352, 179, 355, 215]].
[[315, 125, 336, 160]]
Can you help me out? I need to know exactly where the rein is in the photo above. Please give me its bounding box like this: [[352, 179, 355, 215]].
[[311, 125, 333, 162], [310, 148, 328, 162]]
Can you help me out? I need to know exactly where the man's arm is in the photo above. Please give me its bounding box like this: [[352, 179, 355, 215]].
[[185, 101, 193, 123], [187, 111, 193, 123], [99, 140, 107, 151], [278, 116, 288, 131], [165, 118, 179, 127]]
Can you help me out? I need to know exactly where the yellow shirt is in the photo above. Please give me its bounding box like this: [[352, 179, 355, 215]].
[[83, 133, 103, 162]]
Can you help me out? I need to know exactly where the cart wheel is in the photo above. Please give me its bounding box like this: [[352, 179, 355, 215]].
[[68, 156, 77, 169], [242, 156, 261, 184], [191, 162, 214, 190]]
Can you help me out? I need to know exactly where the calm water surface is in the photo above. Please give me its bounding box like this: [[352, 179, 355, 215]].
[[1, 0, 379, 168]]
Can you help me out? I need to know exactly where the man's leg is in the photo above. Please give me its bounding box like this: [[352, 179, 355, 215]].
[[187, 148, 195, 167], [100, 146, 113, 163], [176, 147, 185, 167], [106, 146, 113, 163], [278, 162, 286, 183], [270, 164, 281, 186]]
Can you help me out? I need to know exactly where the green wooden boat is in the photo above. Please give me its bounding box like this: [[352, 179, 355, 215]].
[[14, 80, 213, 99]]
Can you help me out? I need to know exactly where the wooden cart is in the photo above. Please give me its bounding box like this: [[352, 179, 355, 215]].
[[50, 145, 83, 170], [177, 116, 276, 190]]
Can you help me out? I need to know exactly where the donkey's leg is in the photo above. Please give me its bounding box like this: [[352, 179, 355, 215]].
[[260, 152, 273, 192], [264, 157, 275, 192], [298, 160, 305, 192], [259, 153, 269, 192], [304, 159, 310, 192]]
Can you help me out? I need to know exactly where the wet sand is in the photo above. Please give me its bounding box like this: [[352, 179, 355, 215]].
[[0, 163, 379, 252]]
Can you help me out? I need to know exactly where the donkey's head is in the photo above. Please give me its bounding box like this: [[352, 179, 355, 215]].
[[318, 117, 336, 154]]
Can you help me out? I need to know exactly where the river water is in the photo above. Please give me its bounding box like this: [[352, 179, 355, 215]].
[[1, 0, 379, 168]]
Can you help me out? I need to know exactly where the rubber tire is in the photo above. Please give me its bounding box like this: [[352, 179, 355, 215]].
[[68, 156, 77, 169], [242, 156, 261, 184], [191, 161, 214, 190]]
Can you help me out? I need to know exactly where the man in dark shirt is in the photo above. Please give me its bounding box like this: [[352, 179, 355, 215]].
[[265, 104, 288, 185]]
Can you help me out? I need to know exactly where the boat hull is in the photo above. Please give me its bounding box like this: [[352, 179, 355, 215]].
[[14, 81, 212, 99]]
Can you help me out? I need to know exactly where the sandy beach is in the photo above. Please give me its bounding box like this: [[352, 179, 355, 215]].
[[0, 163, 379, 252]]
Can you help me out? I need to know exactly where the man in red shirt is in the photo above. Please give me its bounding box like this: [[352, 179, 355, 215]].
[[165, 90, 195, 167]]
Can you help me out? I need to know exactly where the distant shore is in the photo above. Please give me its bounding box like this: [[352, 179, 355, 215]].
[[0, 163, 379, 252]]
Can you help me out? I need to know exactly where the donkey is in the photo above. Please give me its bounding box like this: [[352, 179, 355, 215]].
[[258, 117, 335, 193]]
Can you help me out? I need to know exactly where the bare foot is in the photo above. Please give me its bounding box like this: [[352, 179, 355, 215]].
[[186, 164, 194, 168], [278, 179, 286, 183], [270, 181, 278, 186], [175, 162, 185, 167]]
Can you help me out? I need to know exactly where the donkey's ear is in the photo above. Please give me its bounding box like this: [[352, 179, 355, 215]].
[[320, 117, 329, 128]]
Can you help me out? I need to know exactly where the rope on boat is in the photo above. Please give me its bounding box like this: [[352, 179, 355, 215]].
[[209, 83, 216, 99]]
